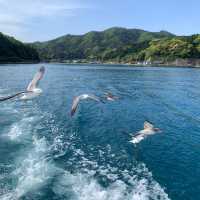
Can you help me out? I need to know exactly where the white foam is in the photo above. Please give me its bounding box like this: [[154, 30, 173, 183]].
[[15, 137, 54, 197], [50, 133, 170, 200], [53, 170, 170, 200], [51, 146, 170, 200], [0, 107, 170, 200], [7, 124, 23, 140], [6, 117, 36, 141], [53, 172, 124, 200], [2, 137, 57, 199]]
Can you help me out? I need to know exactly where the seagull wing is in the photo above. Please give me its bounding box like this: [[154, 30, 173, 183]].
[[144, 121, 154, 130], [71, 96, 82, 116], [0, 91, 28, 102], [133, 131, 143, 137], [27, 66, 45, 91], [71, 94, 102, 116], [86, 94, 102, 102]]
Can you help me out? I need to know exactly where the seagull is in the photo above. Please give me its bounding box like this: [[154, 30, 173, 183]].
[[0, 66, 45, 102], [71, 94, 103, 116], [129, 121, 161, 144], [20, 66, 45, 100], [104, 92, 119, 101]]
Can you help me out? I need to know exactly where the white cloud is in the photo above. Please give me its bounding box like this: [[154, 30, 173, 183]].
[[0, 0, 87, 41]]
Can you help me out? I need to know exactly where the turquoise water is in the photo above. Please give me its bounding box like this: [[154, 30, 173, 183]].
[[0, 64, 200, 200]]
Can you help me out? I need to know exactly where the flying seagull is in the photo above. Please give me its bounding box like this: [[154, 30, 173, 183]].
[[71, 94, 103, 116], [0, 66, 45, 102], [104, 92, 119, 101], [129, 121, 161, 144]]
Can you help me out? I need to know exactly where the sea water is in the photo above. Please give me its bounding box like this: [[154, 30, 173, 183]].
[[1, 64, 200, 200]]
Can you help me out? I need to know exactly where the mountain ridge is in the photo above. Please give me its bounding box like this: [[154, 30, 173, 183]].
[[2, 27, 200, 66], [32, 27, 175, 43], [31, 27, 176, 62]]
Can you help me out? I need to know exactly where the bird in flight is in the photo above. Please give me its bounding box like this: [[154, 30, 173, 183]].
[[129, 121, 161, 144], [71, 94, 103, 116], [0, 66, 45, 102]]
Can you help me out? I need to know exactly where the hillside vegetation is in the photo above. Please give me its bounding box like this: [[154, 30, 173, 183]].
[[0, 32, 39, 63], [138, 35, 200, 63], [3, 27, 200, 65], [32, 27, 177, 63]]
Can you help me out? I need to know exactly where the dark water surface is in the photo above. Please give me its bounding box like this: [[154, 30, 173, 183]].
[[1, 64, 200, 200]]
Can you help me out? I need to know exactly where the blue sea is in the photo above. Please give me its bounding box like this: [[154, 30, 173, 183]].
[[0, 64, 200, 200]]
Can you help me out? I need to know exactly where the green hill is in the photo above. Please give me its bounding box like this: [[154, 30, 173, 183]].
[[0, 32, 39, 63], [137, 35, 200, 62], [32, 27, 175, 62]]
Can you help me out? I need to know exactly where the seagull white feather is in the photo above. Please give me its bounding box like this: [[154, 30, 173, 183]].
[[71, 94, 102, 116]]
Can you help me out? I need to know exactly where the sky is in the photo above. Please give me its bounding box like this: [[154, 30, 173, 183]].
[[0, 0, 200, 42]]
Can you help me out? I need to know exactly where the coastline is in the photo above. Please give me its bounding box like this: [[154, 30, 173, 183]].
[[36, 57, 200, 68], [37, 60, 200, 68], [1, 60, 200, 68], [0, 60, 40, 64]]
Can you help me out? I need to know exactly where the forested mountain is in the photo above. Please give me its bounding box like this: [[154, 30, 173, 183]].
[[2, 27, 200, 65], [0, 32, 39, 63], [137, 35, 200, 63], [32, 27, 176, 62]]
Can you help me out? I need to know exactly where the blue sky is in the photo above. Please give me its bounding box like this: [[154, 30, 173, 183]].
[[0, 0, 199, 42]]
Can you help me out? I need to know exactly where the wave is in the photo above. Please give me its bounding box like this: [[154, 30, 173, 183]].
[[0, 101, 170, 200], [5, 117, 36, 141], [51, 136, 170, 200], [1, 131, 170, 200], [52, 163, 170, 200], [1, 137, 57, 200]]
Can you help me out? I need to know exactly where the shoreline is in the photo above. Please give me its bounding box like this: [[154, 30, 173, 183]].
[[0, 61, 40, 64], [0, 60, 40, 65], [1, 61, 200, 68], [38, 61, 200, 68]]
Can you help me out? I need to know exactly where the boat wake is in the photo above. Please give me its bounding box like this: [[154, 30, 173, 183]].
[[50, 133, 170, 200], [0, 99, 170, 200], [52, 163, 170, 200], [5, 117, 36, 141]]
